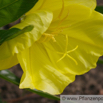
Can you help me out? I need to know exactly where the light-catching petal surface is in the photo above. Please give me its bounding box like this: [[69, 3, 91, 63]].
[[17, 10, 103, 95], [0, 54, 18, 70], [17, 43, 75, 94], [46, 11, 103, 75], [0, 10, 53, 60], [48, 4, 93, 30], [27, 0, 96, 23], [27, 0, 96, 14]]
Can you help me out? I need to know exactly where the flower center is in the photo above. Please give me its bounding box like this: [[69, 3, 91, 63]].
[[57, 35, 78, 65], [37, 0, 78, 64], [38, 33, 56, 42], [37, 0, 69, 43]]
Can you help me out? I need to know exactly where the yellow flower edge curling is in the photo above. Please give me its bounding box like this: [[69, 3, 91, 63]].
[[0, 0, 103, 94]]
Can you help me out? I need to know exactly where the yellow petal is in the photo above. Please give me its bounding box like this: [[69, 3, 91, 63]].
[[63, 11, 103, 52], [0, 10, 53, 60], [42, 34, 102, 76], [65, 0, 96, 10], [17, 43, 75, 94], [0, 54, 18, 70], [16, 11, 103, 95], [48, 4, 92, 29], [50, 11, 103, 75], [27, 0, 95, 26], [27, 0, 96, 15]]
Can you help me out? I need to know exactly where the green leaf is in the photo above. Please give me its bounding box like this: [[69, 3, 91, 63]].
[[0, 96, 7, 103], [0, 70, 60, 101], [0, 70, 20, 85], [0, 0, 38, 27], [0, 28, 20, 45], [0, 25, 34, 45], [97, 59, 103, 64], [95, 6, 103, 14]]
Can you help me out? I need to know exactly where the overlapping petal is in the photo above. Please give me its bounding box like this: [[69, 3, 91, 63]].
[[0, 10, 53, 60], [27, 0, 96, 22], [63, 11, 103, 51], [27, 0, 96, 14], [16, 7, 103, 94], [46, 10, 103, 75], [0, 0, 102, 95], [0, 54, 18, 70], [17, 43, 75, 94], [48, 4, 93, 30]]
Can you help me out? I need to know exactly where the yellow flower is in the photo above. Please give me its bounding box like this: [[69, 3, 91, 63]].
[[0, 0, 103, 94]]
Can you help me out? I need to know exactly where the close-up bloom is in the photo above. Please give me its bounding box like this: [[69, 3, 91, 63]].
[[0, 0, 103, 94]]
